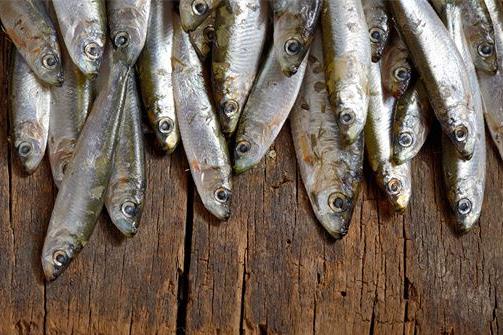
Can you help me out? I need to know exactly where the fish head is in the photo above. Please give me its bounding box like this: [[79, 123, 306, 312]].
[[198, 172, 232, 220], [233, 135, 263, 174], [33, 46, 64, 86], [41, 235, 78, 281], [313, 187, 356, 239], [106, 184, 145, 237], [382, 58, 412, 100], [14, 124, 47, 174], [466, 27, 498, 74], [333, 86, 367, 144], [218, 98, 242, 136], [72, 29, 106, 76], [153, 115, 180, 153], [273, 16, 310, 77], [393, 126, 418, 165], [180, 0, 212, 32], [447, 112, 477, 160], [380, 163, 412, 213], [367, 8, 390, 62], [448, 178, 484, 233]]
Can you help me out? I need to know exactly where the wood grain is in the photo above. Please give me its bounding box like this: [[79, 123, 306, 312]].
[[1, 31, 503, 335]]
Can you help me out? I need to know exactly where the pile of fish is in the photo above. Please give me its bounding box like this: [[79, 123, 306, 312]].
[[1, 0, 502, 281]]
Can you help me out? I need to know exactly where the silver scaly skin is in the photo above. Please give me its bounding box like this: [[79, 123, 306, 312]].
[[172, 14, 232, 221], [179, 0, 222, 32], [362, 0, 390, 62], [291, 32, 364, 239]]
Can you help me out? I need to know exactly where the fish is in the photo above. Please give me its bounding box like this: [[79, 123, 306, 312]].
[[438, 1, 486, 232], [290, 32, 364, 239], [362, 0, 390, 62], [52, 0, 107, 76], [0, 0, 63, 86], [105, 74, 146, 237], [41, 53, 130, 281], [233, 46, 308, 174], [272, 0, 322, 77], [179, 0, 222, 32], [321, 0, 371, 144], [461, 0, 498, 74], [392, 80, 432, 164], [107, 0, 151, 65], [390, 0, 477, 160], [137, 0, 179, 153], [172, 14, 232, 220], [189, 11, 216, 60], [212, 0, 268, 135], [48, 37, 93, 188], [10, 50, 51, 174], [365, 60, 412, 212]]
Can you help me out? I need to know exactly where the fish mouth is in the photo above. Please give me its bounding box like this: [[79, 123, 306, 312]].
[[42, 249, 73, 282]]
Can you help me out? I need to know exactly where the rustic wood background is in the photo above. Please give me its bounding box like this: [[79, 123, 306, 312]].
[[1, 32, 503, 335]]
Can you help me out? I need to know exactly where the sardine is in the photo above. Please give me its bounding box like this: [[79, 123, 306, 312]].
[[392, 80, 432, 164], [272, 0, 322, 76], [379, 30, 412, 100], [362, 0, 390, 62], [10, 50, 51, 174], [107, 0, 151, 65], [105, 74, 146, 237], [390, 0, 477, 160], [321, 0, 371, 144], [180, 0, 222, 32], [137, 0, 179, 153], [291, 32, 364, 239], [41, 54, 130, 281], [172, 14, 232, 221], [212, 0, 268, 135], [0, 0, 63, 86], [233, 46, 308, 174], [189, 11, 216, 60], [52, 0, 106, 76]]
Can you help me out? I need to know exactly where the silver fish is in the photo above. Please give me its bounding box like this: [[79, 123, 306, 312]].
[[172, 14, 232, 221], [291, 32, 364, 239], [362, 0, 390, 62], [233, 46, 308, 174], [179, 0, 222, 32], [137, 0, 179, 153], [189, 11, 216, 60], [105, 74, 146, 237], [10, 50, 51, 174]]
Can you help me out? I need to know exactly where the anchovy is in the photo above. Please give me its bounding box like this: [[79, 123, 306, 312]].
[[180, 0, 222, 32], [172, 14, 232, 220], [41, 53, 130, 281], [0, 0, 63, 85], [291, 32, 364, 239], [137, 0, 179, 152], [105, 74, 146, 237], [212, 0, 268, 135], [272, 0, 322, 76], [52, 0, 107, 76], [362, 0, 390, 62], [189, 11, 216, 60], [10, 50, 51, 174], [321, 0, 371, 144], [233, 46, 308, 174]]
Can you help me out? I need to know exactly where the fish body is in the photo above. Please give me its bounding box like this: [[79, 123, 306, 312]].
[[180, 0, 222, 32], [0, 0, 63, 85], [172, 15, 232, 221], [362, 0, 390, 62], [137, 0, 179, 152], [189, 11, 216, 60], [321, 0, 371, 144], [291, 33, 364, 239], [212, 0, 268, 135]]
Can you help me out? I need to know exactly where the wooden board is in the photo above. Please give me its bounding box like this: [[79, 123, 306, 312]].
[[1, 33, 503, 335]]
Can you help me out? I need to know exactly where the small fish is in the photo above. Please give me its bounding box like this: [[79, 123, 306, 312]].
[[172, 14, 232, 220], [212, 0, 268, 135], [180, 0, 222, 32], [10, 50, 51, 174], [189, 11, 216, 60], [290, 32, 364, 239], [392, 80, 432, 164], [0, 0, 63, 86], [107, 0, 151, 65], [272, 0, 322, 76], [137, 0, 179, 152], [52, 0, 107, 76], [105, 74, 146, 237], [233, 46, 308, 174], [362, 0, 390, 62], [321, 0, 371, 144], [390, 0, 477, 160], [41, 53, 130, 281]]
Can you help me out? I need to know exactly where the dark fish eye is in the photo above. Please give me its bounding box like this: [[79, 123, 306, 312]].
[[457, 198, 472, 215], [53, 250, 69, 267], [203, 26, 215, 42], [158, 118, 174, 134], [236, 140, 251, 155], [284, 38, 302, 56], [121, 201, 138, 218], [17, 141, 32, 157], [113, 31, 130, 48], [386, 178, 403, 196], [453, 125, 468, 142], [222, 100, 239, 116], [398, 132, 414, 148], [214, 187, 231, 203], [393, 66, 411, 82], [339, 110, 355, 126], [328, 192, 348, 213], [192, 0, 209, 16], [42, 53, 58, 69], [84, 42, 101, 60], [478, 42, 494, 58], [369, 28, 384, 43]]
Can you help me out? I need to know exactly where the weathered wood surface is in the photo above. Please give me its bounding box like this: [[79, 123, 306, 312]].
[[1, 31, 503, 335]]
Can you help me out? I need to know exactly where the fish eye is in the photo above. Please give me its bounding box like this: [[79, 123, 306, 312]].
[[453, 125, 468, 142], [369, 27, 385, 43], [236, 140, 251, 155], [393, 66, 411, 82], [84, 42, 101, 60], [398, 132, 414, 148], [328, 192, 348, 213], [192, 0, 209, 16], [478, 42, 494, 58], [203, 25, 216, 42], [158, 118, 174, 135], [113, 31, 130, 48], [284, 38, 302, 56], [17, 141, 32, 157], [42, 53, 58, 69], [339, 110, 355, 126], [121, 201, 138, 218], [457, 198, 472, 215], [53, 250, 69, 267], [386, 178, 403, 196], [222, 100, 239, 116], [214, 187, 231, 203]]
